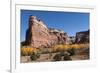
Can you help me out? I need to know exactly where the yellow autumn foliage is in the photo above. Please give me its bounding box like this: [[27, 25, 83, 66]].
[[53, 44, 89, 52], [21, 46, 38, 56], [71, 44, 89, 49], [53, 44, 71, 52]]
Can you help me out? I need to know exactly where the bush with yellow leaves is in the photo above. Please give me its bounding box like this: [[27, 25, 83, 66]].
[[71, 44, 89, 49], [21, 46, 38, 56], [53, 44, 89, 52], [53, 44, 71, 52]]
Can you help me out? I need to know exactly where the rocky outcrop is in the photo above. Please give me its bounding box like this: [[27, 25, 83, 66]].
[[23, 16, 69, 48], [68, 36, 75, 44], [75, 30, 89, 44]]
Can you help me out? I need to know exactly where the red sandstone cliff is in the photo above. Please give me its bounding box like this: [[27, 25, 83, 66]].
[[22, 16, 69, 48]]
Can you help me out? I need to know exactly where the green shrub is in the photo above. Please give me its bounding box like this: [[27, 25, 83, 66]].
[[67, 48, 75, 56], [63, 54, 72, 61], [53, 54, 62, 61], [60, 51, 65, 56], [30, 52, 40, 61], [36, 53, 40, 58]]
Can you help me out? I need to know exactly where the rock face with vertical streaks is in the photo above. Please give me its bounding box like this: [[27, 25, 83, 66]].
[[75, 30, 89, 44], [23, 16, 69, 48]]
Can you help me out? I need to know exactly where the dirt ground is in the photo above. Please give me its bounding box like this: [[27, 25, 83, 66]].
[[21, 48, 89, 63]]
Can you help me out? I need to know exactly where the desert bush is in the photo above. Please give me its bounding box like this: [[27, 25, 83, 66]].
[[53, 54, 62, 61], [71, 44, 89, 49], [53, 50, 73, 61], [21, 46, 38, 56], [38, 48, 54, 54], [53, 44, 89, 53], [79, 44, 89, 49], [53, 52, 72, 61], [71, 44, 80, 49], [30, 52, 40, 61], [60, 51, 66, 56], [36, 53, 40, 58], [53, 44, 71, 52], [67, 48, 75, 56], [63, 54, 72, 61], [30, 53, 37, 61]]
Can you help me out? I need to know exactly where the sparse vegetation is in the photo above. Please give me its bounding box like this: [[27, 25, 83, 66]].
[[53, 54, 62, 61], [53, 44, 89, 52], [53, 44, 70, 52], [67, 48, 75, 56], [30, 52, 40, 61], [63, 54, 72, 61], [53, 51, 72, 61], [21, 44, 89, 62], [60, 51, 66, 56], [37, 48, 52, 54], [21, 44, 89, 56]]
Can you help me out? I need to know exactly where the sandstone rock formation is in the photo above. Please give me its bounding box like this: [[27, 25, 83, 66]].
[[68, 36, 75, 44], [23, 16, 69, 48], [75, 30, 89, 44]]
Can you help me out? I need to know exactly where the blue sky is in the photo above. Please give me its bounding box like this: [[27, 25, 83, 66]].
[[21, 10, 89, 41]]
